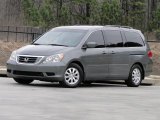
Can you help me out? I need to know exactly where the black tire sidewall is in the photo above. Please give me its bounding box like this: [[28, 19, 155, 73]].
[[14, 78, 34, 84]]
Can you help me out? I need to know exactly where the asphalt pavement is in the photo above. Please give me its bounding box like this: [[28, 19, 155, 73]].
[[0, 77, 160, 120]]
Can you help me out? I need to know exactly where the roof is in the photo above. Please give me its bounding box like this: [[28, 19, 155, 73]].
[[54, 25, 141, 32], [55, 25, 103, 30]]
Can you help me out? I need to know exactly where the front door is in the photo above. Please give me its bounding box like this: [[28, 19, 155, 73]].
[[81, 30, 108, 80]]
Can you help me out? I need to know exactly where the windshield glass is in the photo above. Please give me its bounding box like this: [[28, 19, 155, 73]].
[[33, 28, 88, 47]]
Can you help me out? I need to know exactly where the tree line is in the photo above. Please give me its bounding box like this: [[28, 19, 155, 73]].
[[18, 0, 160, 32]]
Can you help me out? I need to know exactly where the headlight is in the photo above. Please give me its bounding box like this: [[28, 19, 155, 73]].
[[9, 51, 17, 61], [43, 53, 64, 63]]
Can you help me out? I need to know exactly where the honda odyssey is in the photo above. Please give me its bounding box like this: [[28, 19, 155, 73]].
[[7, 25, 153, 88]]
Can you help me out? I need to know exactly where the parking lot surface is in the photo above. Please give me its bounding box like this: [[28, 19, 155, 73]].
[[0, 77, 160, 120]]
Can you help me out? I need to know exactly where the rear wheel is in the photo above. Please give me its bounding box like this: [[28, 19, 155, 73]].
[[125, 64, 143, 87], [14, 78, 34, 84], [60, 63, 83, 88]]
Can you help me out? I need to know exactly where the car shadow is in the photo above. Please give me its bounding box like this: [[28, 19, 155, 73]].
[[10, 80, 153, 88]]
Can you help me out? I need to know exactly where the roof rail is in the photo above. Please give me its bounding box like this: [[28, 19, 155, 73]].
[[120, 26, 133, 29], [105, 25, 121, 27], [104, 25, 133, 29]]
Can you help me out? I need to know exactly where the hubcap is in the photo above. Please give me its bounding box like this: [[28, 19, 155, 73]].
[[64, 67, 80, 85], [132, 68, 141, 85]]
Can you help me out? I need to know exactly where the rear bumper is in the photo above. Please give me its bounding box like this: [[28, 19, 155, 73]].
[[6, 60, 67, 82], [144, 59, 153, 77]]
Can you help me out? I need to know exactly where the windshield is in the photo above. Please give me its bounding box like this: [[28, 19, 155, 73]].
[[33, 28, 88, 47]]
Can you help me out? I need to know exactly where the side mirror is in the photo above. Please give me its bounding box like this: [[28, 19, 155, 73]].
[[82, 42, 97, 49]]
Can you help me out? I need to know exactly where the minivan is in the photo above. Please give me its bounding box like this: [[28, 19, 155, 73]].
[[7, 25, 153, 88]]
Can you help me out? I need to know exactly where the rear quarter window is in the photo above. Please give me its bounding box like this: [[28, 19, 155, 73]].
[[124, 31, 144, 47]]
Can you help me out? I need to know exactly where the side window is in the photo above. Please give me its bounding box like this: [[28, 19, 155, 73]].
[[103, 30, 123, 47], [86, 31, 105, 48], [124, 31, 144, 47]]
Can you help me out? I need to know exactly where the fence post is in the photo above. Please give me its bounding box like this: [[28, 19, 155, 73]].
[[15, 27, 17, 42], [7, 26, 9, 42], [22, 27, 25, 42], [32, 33, 34, 41], [31, 27, 34, 41], [27, 27, 28, 42]]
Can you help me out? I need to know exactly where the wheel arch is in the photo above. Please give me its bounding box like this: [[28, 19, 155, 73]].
[[67, 59, 84, 72]]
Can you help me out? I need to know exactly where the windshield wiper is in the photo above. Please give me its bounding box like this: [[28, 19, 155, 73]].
[[48, 44, 69, 47], [32, 43, 41, 45], [32, 43, 69, 47]]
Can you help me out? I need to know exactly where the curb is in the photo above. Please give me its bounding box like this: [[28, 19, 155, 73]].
[[144, 75, 160, 86], [0, 67, 6, 75]]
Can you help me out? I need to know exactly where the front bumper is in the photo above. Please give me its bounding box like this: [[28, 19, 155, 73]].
[[6, 60, 67, 82]]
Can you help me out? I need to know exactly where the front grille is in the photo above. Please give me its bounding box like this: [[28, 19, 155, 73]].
[[13, 70, 44, 77], [17, 55, 43, 64]]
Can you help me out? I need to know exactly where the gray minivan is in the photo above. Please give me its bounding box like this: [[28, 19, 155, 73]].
[[7, 25, 153, 88]]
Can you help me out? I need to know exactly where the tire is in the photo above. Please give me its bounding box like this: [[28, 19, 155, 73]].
[[14, 78, 34, 85], [60, 63, 83, 88], [125, 64, 143, 87]]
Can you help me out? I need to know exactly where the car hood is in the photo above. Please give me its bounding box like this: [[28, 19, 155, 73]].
[[16, 45, 72, 56]]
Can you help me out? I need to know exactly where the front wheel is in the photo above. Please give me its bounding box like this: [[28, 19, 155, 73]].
[[14, 78, 34, 85], [125, 65, 143, 87], [60, 63, 83, 88]]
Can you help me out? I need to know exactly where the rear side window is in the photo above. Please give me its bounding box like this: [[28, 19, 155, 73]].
[[103, 30, 123, 47], [124, 31, 144, 47], [86, 31, 105, 48]]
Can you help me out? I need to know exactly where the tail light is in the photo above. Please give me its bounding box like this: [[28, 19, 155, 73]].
[[148, 50, 152, 59]]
